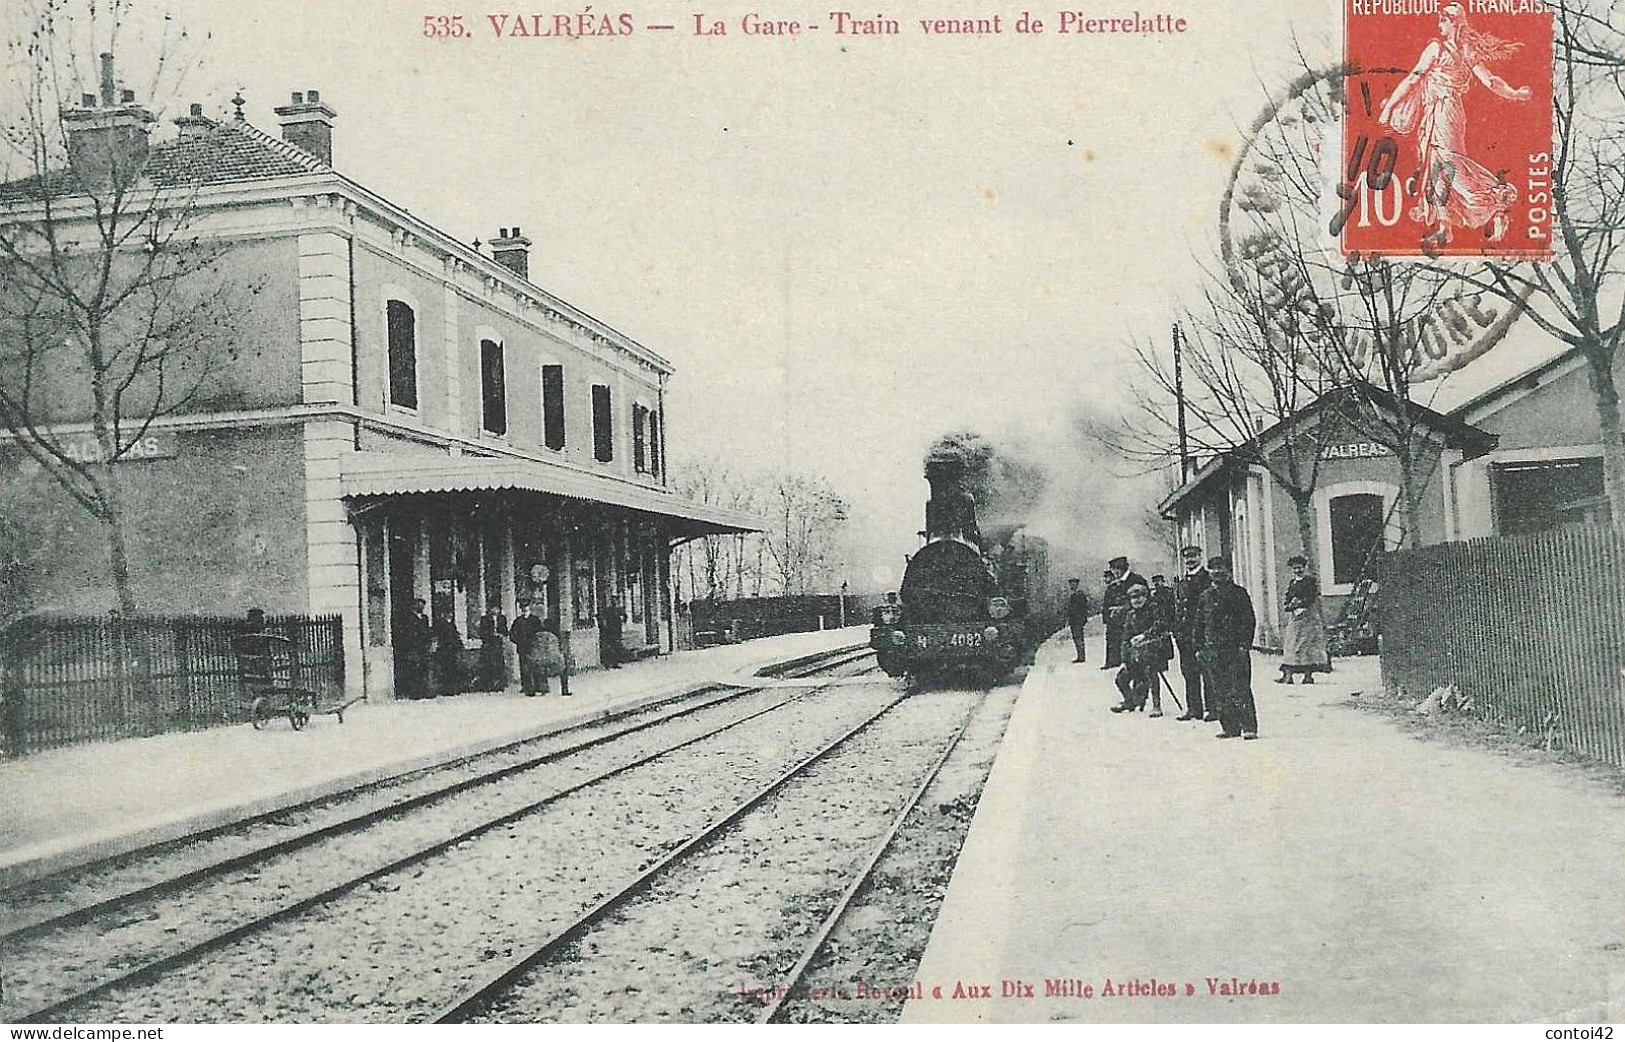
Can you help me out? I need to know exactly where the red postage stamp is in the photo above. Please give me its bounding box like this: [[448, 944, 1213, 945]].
[[1340, 0, 1553, 258]]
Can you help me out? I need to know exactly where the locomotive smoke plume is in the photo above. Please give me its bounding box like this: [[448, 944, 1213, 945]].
[[923, 405, 1173, 587], [923, 431, 1047, 529]]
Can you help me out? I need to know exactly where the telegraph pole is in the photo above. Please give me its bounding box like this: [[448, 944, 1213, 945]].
[[1174, 322, 1190, 482]]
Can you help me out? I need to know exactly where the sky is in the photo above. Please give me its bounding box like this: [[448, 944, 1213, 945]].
[[1, 0, 1565, 589]]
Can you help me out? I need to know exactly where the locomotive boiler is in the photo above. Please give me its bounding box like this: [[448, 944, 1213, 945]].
[[871, 450, 1057, 683]]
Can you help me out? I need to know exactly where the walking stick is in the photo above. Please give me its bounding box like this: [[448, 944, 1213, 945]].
[[1159, 672, 1184, 714]]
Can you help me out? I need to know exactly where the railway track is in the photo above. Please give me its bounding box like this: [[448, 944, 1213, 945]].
[[0, 643, 871, 940], [752, 695, 981, 1023], [438, 683, 992, 1024], [2, 646, 877, 1023]]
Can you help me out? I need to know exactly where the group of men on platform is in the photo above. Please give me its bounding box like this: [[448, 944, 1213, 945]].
[[1064, 547, 1260, 740]]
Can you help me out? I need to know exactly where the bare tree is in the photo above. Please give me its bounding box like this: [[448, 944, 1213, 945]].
[[1306, 257, 1468, 548], [1115, 276, 1333, 561], [0, 0, 251, 613], [0, 457, 46, 621], [1213, 53, 1471, 550], [669, 456, 761, 602], [760, 471, 848, 597]]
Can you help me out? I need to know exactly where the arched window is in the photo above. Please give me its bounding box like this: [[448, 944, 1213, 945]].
[[480, 338, 507, 436], [386, 300, 417, 409]]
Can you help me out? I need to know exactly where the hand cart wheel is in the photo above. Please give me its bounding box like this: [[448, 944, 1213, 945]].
[[251, 697, 273, 730]]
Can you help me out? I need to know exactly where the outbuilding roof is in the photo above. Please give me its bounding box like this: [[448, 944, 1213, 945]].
[[1158, 382, 1497, 519]]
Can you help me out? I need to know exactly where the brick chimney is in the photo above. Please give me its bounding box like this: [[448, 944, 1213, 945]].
[[172, 103, 213, 140], [272, 89, 336, 165], [490, 227, 532, 279], [61, 53, 155, 189]]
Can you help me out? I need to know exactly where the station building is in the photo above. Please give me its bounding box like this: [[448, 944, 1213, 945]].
[[1159, 352, 1615, 644], [0, 76, 758, 698]]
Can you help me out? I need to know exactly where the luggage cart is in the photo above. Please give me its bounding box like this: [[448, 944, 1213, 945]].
[[233, 632, 360, 730]]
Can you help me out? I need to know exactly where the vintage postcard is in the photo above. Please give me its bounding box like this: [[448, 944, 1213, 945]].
[[1, 0, 1623, 1030]]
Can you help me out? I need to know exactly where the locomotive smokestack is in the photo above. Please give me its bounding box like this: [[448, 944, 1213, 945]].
[[923, 448, 981, 543]]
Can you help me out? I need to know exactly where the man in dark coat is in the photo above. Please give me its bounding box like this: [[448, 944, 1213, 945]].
[[1199, 556, 1258, 740], [509, 599, 551, 695], [477, 607, 510, 692], [1172, 545, 1213, 722], [1149, 574, 1175, 621], [397, 598, 433, 700], [1111, 583, 1173, 715], [431, 611, 464, 696], [1101, 556, 1147, 670], [1065, 578, 1091, 663], [600, 598, 625, 669]]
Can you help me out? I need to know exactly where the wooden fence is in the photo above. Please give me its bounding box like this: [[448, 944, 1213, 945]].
[[1379, 526, 1625, 768], [0, 614, 344, 756]]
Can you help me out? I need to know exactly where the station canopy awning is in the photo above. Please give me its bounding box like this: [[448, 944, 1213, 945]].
[[340, 454, 763, 539]]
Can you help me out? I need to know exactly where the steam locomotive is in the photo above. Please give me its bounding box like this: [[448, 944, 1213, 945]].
[[871, 452, 1058, 683]]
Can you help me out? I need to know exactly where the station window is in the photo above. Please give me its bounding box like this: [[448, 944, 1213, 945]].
[[542, 364, 566, 450], [1493, 458, 1607, 535], [591, 384, 614, 462], [480, 338, 507, 436], [386, 300, 417, 410], [1329, 493, 1385, 586], [632, 403, 649, 473]]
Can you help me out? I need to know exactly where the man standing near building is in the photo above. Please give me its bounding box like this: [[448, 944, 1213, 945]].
[[1065, 578, 1091, 663], [1199, 556, 1258, 740], [601, 597, 625, 669], [1101, 556, 1146, 670], [1172, 546, 1212, 722], [1149, 574, 1175, 623], [398, 598, 432, 700], [509, 599, 554, 696]]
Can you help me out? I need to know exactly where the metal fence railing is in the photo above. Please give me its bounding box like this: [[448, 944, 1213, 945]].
[[0, 614, 345, 756], [1378, 526, 1625, 768]]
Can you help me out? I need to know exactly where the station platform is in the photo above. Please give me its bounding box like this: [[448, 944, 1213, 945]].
[[0, 627, 868, 888], [903, 636, 1625, 1023]]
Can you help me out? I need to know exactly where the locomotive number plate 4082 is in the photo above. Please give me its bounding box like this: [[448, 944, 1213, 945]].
[[917, 630, 983, 649]]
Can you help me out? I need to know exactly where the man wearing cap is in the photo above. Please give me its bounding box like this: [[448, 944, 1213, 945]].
[[1198, 556, 1259, 740], [1101, 556, 1146, 670], [1065, 578, 1091, 663], [509, 599, 558, 696], [1149, 574, 1175, 622], [1172, 546, 1213, 722], [1111, 583, 1172, 715]]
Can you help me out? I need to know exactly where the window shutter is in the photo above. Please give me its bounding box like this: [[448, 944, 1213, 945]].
[[640, 408, 653, 477], [633, 404, 647, 472], [542, 365, 566, 450], [592, 384, 613, 462]]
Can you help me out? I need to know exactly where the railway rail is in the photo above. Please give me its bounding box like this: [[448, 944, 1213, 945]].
[[753, 696, 981, 1023], [440, 684, 992, 1024], [0, 643, 870, 939], [3, 645, 876, 1023]]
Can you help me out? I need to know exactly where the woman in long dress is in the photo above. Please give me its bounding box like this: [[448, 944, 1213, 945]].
[[1278, 556, 1330, 684], [1377, 1, 1534, 246]]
